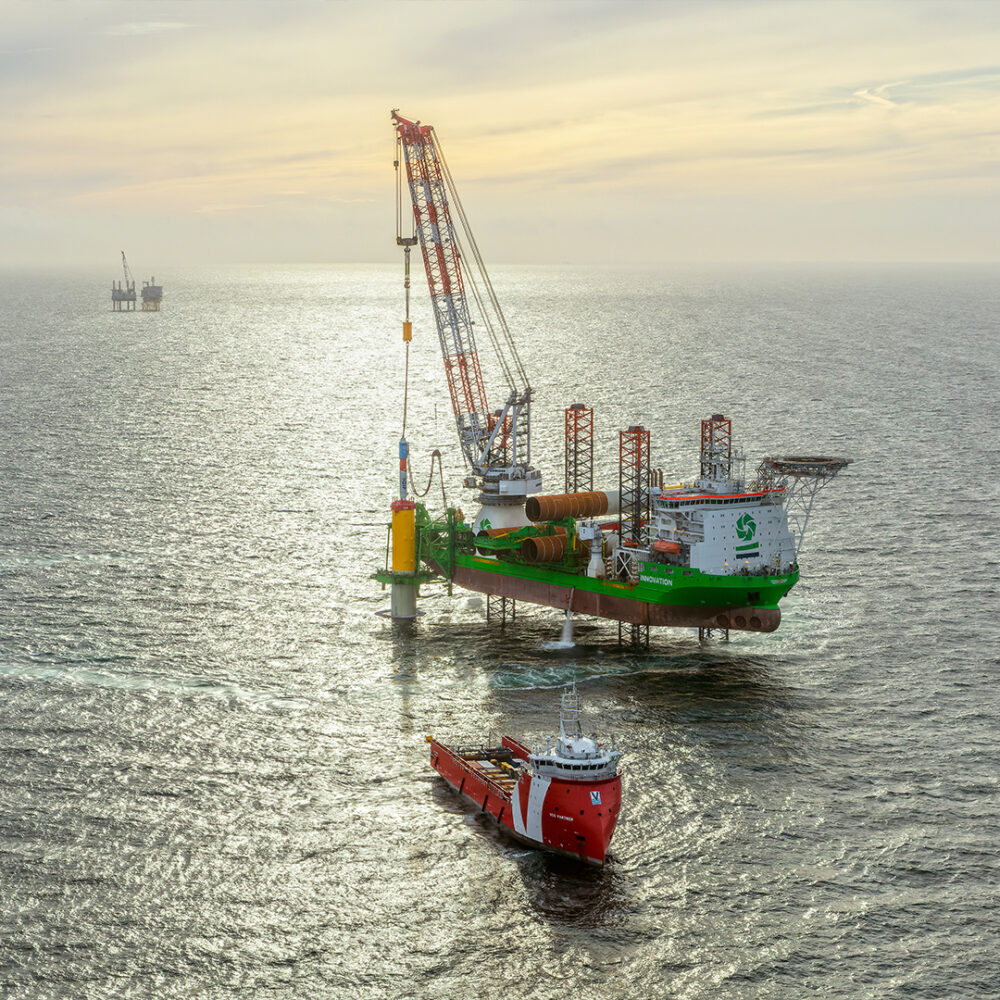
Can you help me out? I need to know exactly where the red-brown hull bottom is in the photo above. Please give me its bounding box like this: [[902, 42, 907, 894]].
[[442, 563, 781, 632]]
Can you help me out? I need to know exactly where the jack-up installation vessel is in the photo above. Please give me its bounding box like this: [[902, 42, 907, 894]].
[[376, 112, 851, 637]]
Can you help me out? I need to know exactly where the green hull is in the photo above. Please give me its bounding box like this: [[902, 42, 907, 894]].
[[396, 506, 799, 632], [453, 551, 798, 610]]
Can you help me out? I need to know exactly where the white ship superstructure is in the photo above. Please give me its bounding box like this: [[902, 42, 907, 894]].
[[650, 483, 797, 576]]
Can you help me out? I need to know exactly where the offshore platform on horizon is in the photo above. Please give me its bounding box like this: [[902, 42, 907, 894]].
[[111, 251, 162, 311]]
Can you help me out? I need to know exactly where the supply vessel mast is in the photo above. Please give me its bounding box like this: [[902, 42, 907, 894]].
[[392, 111, 541, 532]]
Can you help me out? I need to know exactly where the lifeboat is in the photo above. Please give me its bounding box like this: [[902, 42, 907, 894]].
[[652, 539, 682, 555]]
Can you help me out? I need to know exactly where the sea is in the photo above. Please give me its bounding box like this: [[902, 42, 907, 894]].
[[1, 263, 998, 999]]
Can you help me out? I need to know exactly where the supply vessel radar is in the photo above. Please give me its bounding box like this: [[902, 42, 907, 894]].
[[375, 113, 852, 637]]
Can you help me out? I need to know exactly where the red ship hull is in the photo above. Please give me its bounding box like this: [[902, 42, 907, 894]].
[[429, 736, 622, 865], [428, 560, 781, 631]]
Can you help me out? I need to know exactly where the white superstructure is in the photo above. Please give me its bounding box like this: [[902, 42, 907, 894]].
[[650, 483, 797, 575], [528, 686, 621, 781]]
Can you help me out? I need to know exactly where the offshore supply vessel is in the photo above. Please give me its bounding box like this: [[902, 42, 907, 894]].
[[428, 686, 622, 865], [376, 112, 850, 639]]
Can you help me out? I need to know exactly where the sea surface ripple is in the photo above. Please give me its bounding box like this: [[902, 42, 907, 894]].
[[1, 264, 998, 998]]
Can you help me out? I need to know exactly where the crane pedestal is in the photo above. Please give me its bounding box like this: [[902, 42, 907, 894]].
[[471, 495, 532, 536]]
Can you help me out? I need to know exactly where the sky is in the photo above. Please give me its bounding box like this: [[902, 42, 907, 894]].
[[1, 0, 998, 268]]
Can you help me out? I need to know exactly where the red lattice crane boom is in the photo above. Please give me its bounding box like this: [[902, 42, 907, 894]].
[[392, 111, 539, 506]]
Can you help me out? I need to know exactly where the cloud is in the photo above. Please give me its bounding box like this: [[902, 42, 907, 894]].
[[2, 1, 999, 265], [104, 22, 192, 37], [853, 85, 903, 108]]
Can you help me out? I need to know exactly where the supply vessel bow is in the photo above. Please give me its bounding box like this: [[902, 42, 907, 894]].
[[428, 687, 622, 865]]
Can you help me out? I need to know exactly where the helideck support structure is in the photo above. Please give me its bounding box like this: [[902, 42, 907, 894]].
[[753, 456, 853, 557]]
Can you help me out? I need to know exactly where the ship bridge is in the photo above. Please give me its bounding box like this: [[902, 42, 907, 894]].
[[528, 749, 619, 780], [528, 686, 620, 780], [650, 484, 796, 577]]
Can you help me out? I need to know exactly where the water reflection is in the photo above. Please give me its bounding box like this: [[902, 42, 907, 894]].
[[515, 851, 629, 927], [616, 653, 796, 706], [382, 616, 421, 670], [428, 774, 631, 928]]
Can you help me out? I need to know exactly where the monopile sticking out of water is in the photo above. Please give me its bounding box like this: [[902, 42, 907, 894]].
[[374, 436, 424, 619]]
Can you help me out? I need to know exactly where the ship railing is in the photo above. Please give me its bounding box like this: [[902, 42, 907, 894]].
[[450, 739, 513, 761], [726, 562, 797, 578], [757, 490, 785, 506]]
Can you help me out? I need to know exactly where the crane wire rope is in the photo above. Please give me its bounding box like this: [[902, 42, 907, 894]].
[[435, 198, 513, 463], [395, 134, 403, 245], [395, 133, 417, 440], [394, 131, 445, 508], [408, 129, 513, 395], [433, 136, 525, 467], [402, 129, 498, 465], [451, 223, 515, 394], [433, 131, 530, 390], [433, 136, 517, 393], [402, 338, 410, 438]]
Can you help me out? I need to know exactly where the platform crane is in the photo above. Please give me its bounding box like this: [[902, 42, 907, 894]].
[[112, 250, 137, 310], [121, 251, 134, 291], [392, 111, 541, 534]]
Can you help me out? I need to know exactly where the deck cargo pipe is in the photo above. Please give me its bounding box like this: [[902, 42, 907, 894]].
[[476, 525, 566, 555], [525, 490, 619, 523], [522, 534, 568, 562]]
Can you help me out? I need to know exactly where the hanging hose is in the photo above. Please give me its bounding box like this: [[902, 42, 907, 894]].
[[408, 450, 447, 510], [395, 131, 417, 443], [402, 338, 410, 438]]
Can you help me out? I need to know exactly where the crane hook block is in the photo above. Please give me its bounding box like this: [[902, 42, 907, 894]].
[[403, 321, 412, 343]]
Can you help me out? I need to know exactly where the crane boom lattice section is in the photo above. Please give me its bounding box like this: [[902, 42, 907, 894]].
[[392, 111, 537, 500], [394, 115, 492, 469]]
